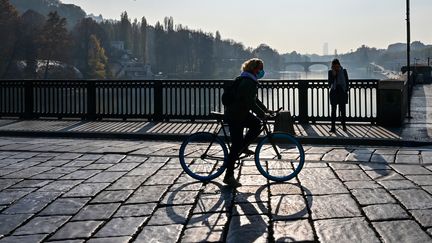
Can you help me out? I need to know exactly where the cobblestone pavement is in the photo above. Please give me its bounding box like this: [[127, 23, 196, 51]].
[[0, 137, 431, 242]]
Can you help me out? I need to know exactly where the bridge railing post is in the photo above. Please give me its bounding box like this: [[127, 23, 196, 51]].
[[298, 81, 309, 124], [86, 81, 97, 120], [153, 81, 164, 121], [22, 80, 34, 119]]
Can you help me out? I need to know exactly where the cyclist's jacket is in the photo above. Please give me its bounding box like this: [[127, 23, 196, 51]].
[[224, 75, 267, 123]]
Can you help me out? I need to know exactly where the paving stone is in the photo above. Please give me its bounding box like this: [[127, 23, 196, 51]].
[[273, 219, 315, 242], [0, 189, 34, 205], [86, 171, 126, 183], [106, 163, 140, 172], [226, 215, 269, 243], [72, 203, 121, 221], [10, 179, 52, 189], [238, 174, 268, 186], [135, 224, 183, 242], [344, 181, 382, 189], [45, 167, 79, 174], [39, 160, 70, 167], [271, 194, 308, 220], [13, 216, 70, 235], [373, 220, 432, 243], [114, 203, 157, 217], [395, 154, 421, 164], [82, 164, 113, 170], [358, 163, 391, 171], [144, 173, 180, 185], [187, 212, 228, 228], [363, 204, 409, 221], [322, 149, 350, 162], [410, 209, 432, 228], [78, 154, 103, 161], [64, 160, 94, 167], [303, 161, 328, 168], [30, 173, 64, 180], [391, 164, 432, 175], [329, 163, 360, 170], [146, 205, 192, 225], [191, 196, 230, 214], [3, 191, 61, 214], [3, 166, 53, 179], [95, 155, 125, 164], [370, 154, 394, 163], [334, 169, 372, 181], [108, 176, 147, 190], [38, 180, 83, 192], [95, 217, 146, 237], [0, 234, 47, 243], [60, 170, 102, 180], [236, 185, 268, 203], [161, 190, 198, 205], [315, 218, 380, 243], [308, 194, 362, 220], [406, 175, 432, 186], [364, 170, 405, 180], [391, 189, 432, 210], [181, 226, 224, 242], [122, 155, 147, 163], [0, 179, 21, 190], [39, 197, 90, 215], [0, 214, 33, 235], [233, 202, 268, 216], [298, 167, 337, 181], [63, 183, 110, 197], [378, 179, 418, 190], [345, 153, 371, 162], [91, 190, 133, 203], [300, 178, 348, 195], [305, 153, 324, 161], [351, 188, 396, 205], [50, 221, 103, 240], [87, 237, 131, 243], [423, 186, 432, 194], [126, 185, 169, 204]]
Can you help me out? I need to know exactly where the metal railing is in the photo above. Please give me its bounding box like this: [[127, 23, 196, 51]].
[[0, 79, 379, 123]]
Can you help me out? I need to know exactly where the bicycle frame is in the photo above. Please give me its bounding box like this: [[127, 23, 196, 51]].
[[201, 116, 282, 161]]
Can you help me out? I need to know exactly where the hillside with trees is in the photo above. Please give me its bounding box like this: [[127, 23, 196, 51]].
[[1, 0, 431, 80]]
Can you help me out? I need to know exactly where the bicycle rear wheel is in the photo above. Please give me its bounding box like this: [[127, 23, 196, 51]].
[[255, 132, 305, 182], [179, 132, 228, 181]]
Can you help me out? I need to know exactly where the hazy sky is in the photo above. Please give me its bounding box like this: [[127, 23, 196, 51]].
[[62, 0, 432, 54]]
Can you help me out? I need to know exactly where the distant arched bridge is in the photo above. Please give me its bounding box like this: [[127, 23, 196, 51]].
[[284, 61, 331, 72]]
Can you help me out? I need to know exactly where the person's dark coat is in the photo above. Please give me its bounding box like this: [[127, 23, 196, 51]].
[[224, 76, 266, 123], [328, 69, 349, 105]]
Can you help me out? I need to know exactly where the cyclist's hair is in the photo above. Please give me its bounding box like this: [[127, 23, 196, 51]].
[[241, 58, 264, 72]]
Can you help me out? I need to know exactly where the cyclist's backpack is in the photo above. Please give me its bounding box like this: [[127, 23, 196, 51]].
[[222, 77, 243, 106]]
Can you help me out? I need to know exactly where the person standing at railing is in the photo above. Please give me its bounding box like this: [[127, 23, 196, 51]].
[[223, 58, 273, 187], [328, 58, 349, 133]]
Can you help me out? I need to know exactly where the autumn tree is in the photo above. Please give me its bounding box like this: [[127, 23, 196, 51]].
[[0, 0, 20, 78], [38, 11, 70, 79], [87, 34, 108, 79]]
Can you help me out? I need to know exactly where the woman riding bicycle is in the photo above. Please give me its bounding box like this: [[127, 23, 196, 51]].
[[223, 58, 273, 187]]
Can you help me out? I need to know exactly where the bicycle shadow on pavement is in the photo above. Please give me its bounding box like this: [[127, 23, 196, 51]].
[[227, 182, 313, 243], [165, 180, 312, 242]]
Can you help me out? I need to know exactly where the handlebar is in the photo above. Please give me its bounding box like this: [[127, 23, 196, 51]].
[[263, 107, 283, 120]]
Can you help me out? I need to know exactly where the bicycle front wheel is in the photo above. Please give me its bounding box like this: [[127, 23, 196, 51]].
[[179, 132, 228, 182], [255, 133, 305, 182]]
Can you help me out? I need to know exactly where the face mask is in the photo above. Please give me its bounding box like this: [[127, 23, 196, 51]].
[[256, 70, 265, 79]]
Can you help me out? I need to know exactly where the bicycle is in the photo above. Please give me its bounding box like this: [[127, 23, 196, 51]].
[[178, 109, 305, 182]]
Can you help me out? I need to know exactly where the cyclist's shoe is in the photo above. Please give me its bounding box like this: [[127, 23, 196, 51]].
[[223, 175, 242, 187], [241, 148, 255, 156]]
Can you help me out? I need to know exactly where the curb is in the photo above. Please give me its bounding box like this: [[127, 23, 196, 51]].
[[0, 130, 431, 147]]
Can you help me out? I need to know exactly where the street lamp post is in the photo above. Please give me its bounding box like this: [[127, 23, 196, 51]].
[[406, 0, 412, 119]]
